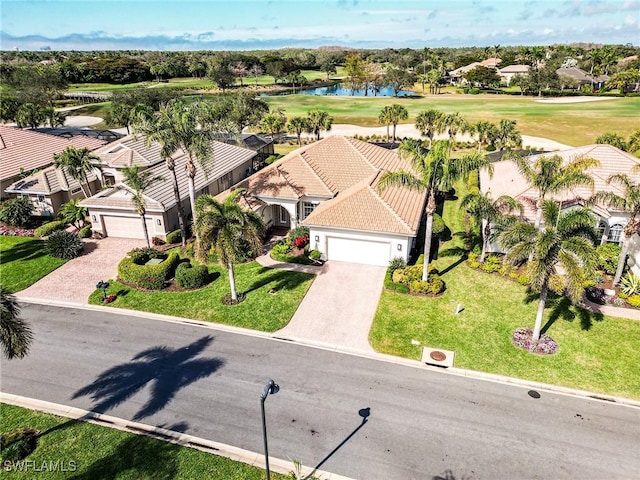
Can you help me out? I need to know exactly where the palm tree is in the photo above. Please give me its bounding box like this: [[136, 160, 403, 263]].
[[378, 104, 408, 142], [260, 110, 287, 141], [461, 191, 523, 262], [121, 166, 165, 248], [415, 109, 443, 148], [194, 190, 265, 302], [60, 199, 88, 230], [495, 119, 522, 151], [472, 120, 496, 151], [590, 168, 640, 284], [378, 139, 493, 281], [0, 287, 32, 360], [306, 110, 333, 141], [133, 99, 218, 243], [53, 146, 101, 198], [497, 200, 598, 342], [438, 112, 468, 150], [286, 116, 309, 147]]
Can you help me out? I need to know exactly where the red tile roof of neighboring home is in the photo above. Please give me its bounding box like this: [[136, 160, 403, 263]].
[[480, 144, 640, 221], [0, 125, 107, 181]]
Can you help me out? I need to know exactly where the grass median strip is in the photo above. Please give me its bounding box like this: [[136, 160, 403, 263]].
[[1, 403, 284, 479]]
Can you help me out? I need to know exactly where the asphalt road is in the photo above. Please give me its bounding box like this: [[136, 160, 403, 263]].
[[2, 304, 639, 479]]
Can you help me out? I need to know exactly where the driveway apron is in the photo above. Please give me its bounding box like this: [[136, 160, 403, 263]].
[[275, 261, 386, 352], [17, 237, 145, 304]]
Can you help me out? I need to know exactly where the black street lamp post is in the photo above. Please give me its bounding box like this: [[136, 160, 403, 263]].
[[260, 379, 279, 480], [96, 280, 109, 301]]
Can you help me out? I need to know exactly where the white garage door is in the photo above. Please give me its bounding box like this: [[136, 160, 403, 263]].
[[102, 215, 153, 239], [327, 236, 391, 266]]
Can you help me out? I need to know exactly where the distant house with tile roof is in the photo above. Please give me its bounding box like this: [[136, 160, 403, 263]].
[[556, 67, 608, 89], [218, 136, 426, 266], [0, 125, 107, 200], [497, 64, 530, 85], [448, 58, 502, 85], [79, 139, 256, 240], [480, 144, 640, 275]]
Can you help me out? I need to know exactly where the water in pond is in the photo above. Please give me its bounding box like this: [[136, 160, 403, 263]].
[[261, 82, 416, 97]]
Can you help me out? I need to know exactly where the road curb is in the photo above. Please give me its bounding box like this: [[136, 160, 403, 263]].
[[0, 392, 354, 480], [16, 297, 640, 409]]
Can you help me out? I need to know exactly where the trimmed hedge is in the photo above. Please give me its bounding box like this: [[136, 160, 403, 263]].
[[78, 225, 92, 239], [175, 262, 209, 289], [34, 220, 66, 238], [118, 251, 180, 290], [384, 269, 409, 294], [166, 229, 182, 244]]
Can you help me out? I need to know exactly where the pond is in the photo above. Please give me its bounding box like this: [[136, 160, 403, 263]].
[[261, 82, 416, 97]]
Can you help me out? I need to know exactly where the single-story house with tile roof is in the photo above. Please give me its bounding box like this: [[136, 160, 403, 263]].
[[448, 58, 502, 85], [0, 125, 107, 200], [497, 64, 530, 85], [5, 165, 100, 217], [219, 136, 426, 266], [555, 67, 608, 89], [79, 141, 257, 240], [480, 144, 640, 275]]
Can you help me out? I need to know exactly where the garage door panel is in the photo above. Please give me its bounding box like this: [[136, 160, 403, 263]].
[[327, 236, 391, 266], [103, 215, 153, 239]]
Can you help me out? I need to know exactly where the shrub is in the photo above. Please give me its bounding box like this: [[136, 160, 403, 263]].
[[0, 197, 33, 227], [46, 230, 83, 259], [265, 154, 284, 165], [271, 239, 292, 257], [78, 225, 92, 239], [409, 273, 445, 295], [388, 256, 406, 273], [175, 262, 209, 289], [384, 270, 409, 293], [618, 291, 629, 299], [288, 226, 309, 249], [128, 247, 163, 264], [309, 249, 322, 261], [517, 275, 530, 285], [626, 295, 640, 308], [118, 251, 180, 289], [0, 428, 39, 463], [409, 280, 430, 294], [585, 286, 607, 305], [152, 236, 165, 246], [596, 243, 621, 275], [620, 273, 640, 296], [481, 254, 502, 273], [166, 229, 182, 244], [33, 220, 67, 238], [415, 254, 425, 265]]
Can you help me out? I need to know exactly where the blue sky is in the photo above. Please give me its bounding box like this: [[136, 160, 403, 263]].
[[1, 0, 638, 51]]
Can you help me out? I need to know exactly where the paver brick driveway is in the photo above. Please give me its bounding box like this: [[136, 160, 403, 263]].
[[17, 237, 145, 304]]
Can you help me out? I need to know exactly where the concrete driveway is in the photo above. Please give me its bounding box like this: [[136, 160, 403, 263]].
[[17, 237, 146, 304], [275, 261, 386, 352]]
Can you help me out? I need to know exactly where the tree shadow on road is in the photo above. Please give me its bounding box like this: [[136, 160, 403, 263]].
[[72, 335, 224, 421]]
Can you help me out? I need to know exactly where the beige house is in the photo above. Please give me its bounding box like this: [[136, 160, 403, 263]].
[[219, 136, 426, 266], [498, 64, 530, 85], [0, 125, 106, 200], [480, 144, 640, 275], [448, 58, 502, 85], [80, 141, 257, 240]]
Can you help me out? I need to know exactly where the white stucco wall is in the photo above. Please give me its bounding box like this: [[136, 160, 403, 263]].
[[627, 234, 640, 277]]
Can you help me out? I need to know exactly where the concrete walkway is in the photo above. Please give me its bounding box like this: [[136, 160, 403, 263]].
[[274, 261, 386, 352], [17, 237, 145, 304]]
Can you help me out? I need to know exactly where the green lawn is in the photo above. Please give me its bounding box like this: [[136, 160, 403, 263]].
[[0, 236, 66, 292], [89, 261, 314, 332], [1, 403, 284, 479], [369, 180, 640, 400]]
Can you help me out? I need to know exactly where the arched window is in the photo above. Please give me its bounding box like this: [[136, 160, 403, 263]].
[[596, 221, 607, 240], [607, 224, 623, 244]]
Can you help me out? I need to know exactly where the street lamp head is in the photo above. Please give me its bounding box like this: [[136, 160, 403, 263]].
[[261, 379, 279, 400]]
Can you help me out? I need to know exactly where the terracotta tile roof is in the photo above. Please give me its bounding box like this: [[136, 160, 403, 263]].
[[5, 165, 98, 195], [81, 141, 256, 211], [480, 144, 640, 221], [92, 134, 168, 168], [480, 58, 502, 67], [0, 125, 106, 181], [499, 64, 530, 73]]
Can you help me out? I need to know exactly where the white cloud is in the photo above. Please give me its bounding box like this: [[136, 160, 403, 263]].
[[623, 14, 638, 25], [622, 0, 640, 10]]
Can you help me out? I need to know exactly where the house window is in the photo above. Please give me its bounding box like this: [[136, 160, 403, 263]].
[[218, 172, 233, 190], [607, 224, 623, 244], [37, 195, 45, 203], [200, 185, 210, 195], [596, 221, 607, 242], [71, 187, 83, 195], [279, 206, 288, 224], [104, 174, 116, 186], [302, 202, 317, 219]]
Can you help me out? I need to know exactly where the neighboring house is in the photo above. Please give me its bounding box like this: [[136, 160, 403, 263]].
[[497, 64, 530, 85], [5, 165, 100, 217], [480, 144, 640, 275], [80, 141, 257, 240], [0, 125, 107, 200], [555, 67, 608, 89], [228, 134, 274, 170], [448, 58, 502, 85], [219, 136, 426, 267], [34, 127, 124, 143]]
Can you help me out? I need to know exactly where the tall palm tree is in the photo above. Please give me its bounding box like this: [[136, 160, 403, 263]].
[[133, 99, 217, 244], [60, 199, 88, 230], [472, 120, 496, 152], [495, 119, 522, 151], [306, 110, 333, 141], [378, 104, 408, 142], [194, 190, 265, 302], [438, 112, 468, 150], [286, 116, 309, 147], [590, 168, 640, 284], [497, 200, 598, 342], [53, 146, 101, 198], [511, 153, 600, 232], [121, 166, 165, 248], [461, 191, 523, 262], [415, 109, 443, 148], [378, 139, 493, 281], [0, 287, 32, 360], [260, 110, 287, 141]]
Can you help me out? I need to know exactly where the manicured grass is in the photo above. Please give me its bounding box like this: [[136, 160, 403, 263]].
[[262, 94, 640, 146], [0, 236, 66, 292], [1, 403, 284, 479], [89, 261, 314, 332], [369, 180, 640, 400]]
